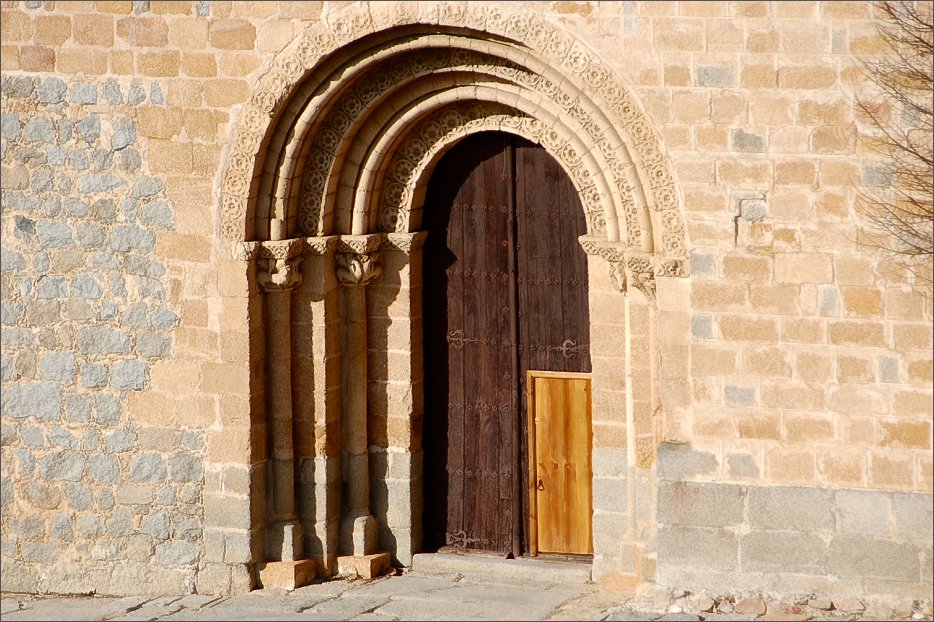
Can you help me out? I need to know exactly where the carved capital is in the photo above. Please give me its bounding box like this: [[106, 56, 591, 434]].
[[625, 254, 656, 305], [336, 251, 382, 287], [230, 241, 260, 261], [382, 231, 428, 254], [305, 235, 340, 256], [258, 255, 303, 292], [337, 234, 382, 255]]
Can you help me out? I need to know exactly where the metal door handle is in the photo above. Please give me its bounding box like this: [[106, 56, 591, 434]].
[[537, 479, 545, 491]]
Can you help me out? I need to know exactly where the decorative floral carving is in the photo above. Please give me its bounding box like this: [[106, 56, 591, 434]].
[[257, 255, 303, 292], [336, 251, 382, 287]]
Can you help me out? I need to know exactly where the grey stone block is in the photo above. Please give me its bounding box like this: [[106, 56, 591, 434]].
[[592, 447, 629, 478], [24, 117, 55, 142], [77, 115, 101, 143], [657, 442, 718, 480], [127, 452, 167, 483], [740, 530, 827, 573], [150, 82, 164, 104], [128, 82, 146, 105], [40, 450, 86, 481], [112, 118, 137, 150], [2, 381, 62, 420], [1, 299, 23, 324], [731, 129, 764, 153], [21, 542, 58, 562], [169, 454, 203, 483], [140, 508, 170, 539], [724, 385, 756, 405], [110, 360, 147, 391], [1, 112, 21, 139], [155, 540, 199, 565], [835, 489, 892, 536], [31, 167, 54, 192], [748, 485, 834, 532], [150, 307, 179, 330], [78, 327, 131, 354], [48, 426, 78, 448], [593, 477, 627, 513], [726, 453, 758, 479], [892, 492, 933, 542], [111, 224, 154, 253], [659, 481, 745, 528], [65, 483, 93, 510], [52, 513, 73, 541], [15, 448, 36, 475], [878, 356, 900, 383], [90, 454, 120, 483], [72, 275, 103, 299], [40, 351, 76, 381], [22, 480, 63, 510], [137, 332, 170, 359], [95, 394, 122, 425], [70, 83, 98, 105], [81, 362, 108, 389], [77, 515, 104, 538], [117, 147, 142, 172], [131, 176, 164, 198], [105, 429, 134, 453], [658, 525, 738, 570], [79, 173, 126, 193], [691, 314, 713, 339], [37, 221, 73, 248], [697, 63, 735, 88], [156, 485, 176, 505], [140, 201, 172, 228], [36, 275, 68, 298], [103, 78, 123, 105], [8, 515, 45, 539], [829, 534, 920, 581], [82, 428, 101, 450]]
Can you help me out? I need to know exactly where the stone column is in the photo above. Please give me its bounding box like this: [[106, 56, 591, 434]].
[[335, 234, 391, 578], [256, 239, 316, 589]]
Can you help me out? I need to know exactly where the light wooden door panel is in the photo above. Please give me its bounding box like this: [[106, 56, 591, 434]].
[[528, 371, 593, 556]]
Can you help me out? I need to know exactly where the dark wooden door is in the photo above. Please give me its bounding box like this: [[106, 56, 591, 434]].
[[423, 132, 591, 556]]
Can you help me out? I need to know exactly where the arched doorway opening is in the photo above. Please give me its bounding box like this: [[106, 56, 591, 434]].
[[421, 132, 592, 558]]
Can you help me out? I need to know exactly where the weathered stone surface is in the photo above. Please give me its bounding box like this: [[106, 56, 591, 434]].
[[2, 382, 61, 420], [657, 443, 718, 480], [748, 486, 834, 532]]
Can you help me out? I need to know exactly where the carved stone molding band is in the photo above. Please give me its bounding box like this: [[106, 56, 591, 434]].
[[336, 251, 382, 287], [382, 231, 428, 254]]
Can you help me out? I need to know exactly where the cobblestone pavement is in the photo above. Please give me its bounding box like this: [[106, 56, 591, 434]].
[[1, 569, 932, 621]]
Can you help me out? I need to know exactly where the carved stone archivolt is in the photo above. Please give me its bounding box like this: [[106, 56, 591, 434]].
[[219, 2, 689, 275]]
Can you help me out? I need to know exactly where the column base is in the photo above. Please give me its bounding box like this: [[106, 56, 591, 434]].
[[258, 559, 317, 590], [337, 552, 392, 579]]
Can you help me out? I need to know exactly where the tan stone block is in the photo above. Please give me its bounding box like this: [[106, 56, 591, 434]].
[[138, 108, 184, 139], [177, 394, 216, 428], [920, 455, 933, 492], [730, 1, 768, 17], [664, 63, 691, 87], [156, 231, 211, 263], [73, 13, 113, 45], [706, 18, 743, 50], [763, 384, 825, 410], [691, 345, 737, 376], [34, 15, 72, 45], [785, 414, 834, 443], [218, 53, 262, 77], [836, 355, 874, 384], [880, 420, 931, 450], [812, 190, 848, 220], [884, 288, 926, 320], [748, 284, 799, 316], [683, 186, 728, 212], [775, 160, 817, 186], [831, 256, 873, 286], [842, 286, 883, 317], [150, 360, 200, 392], [895, 324, 932, 351], [201, 362, 250, 396], [674, 157, 715, 183], [818, 160, 860, 187], [691, 281, 747, 310], [850, 33, 890, 55], [139, 50, 180, 77], [720, 316, 779, 342], [741, 63, 776, 88], [181, 52, 216, 77], [20, 46, 55, 72], [151, 1, 191, 14], [822, 1, 870, 18], [146, 140, 192, 175], [654, 17, 704, 51], [256, 18, 294, 52], [180, 299, 208, 328], [209, 18, 255, 50], [870, 452, 914, 488], [894, 389, 934, 417], [749, 94, 793, 126], [828, 321, 885, 347], [843, 416, 875, 445], [337, 553, 391, 580], [276, 1, 322, 18], [722, 255, 771, 282], [168, 16, 208, 47], [204, 79, 250, 107], [663, 125, 692, 149], [129, 391, 174, 427], [744, 346, 791, 377], [0, 45, 18, 70], [797, 351, 833, 383], [592, 422, 627, 449], [766, 448, 815, 483], [769, 189, 813, 222], [259, 559, 316, 590], [908, 359, 933, 384], [672, 91, 710, 124], [716, 159, 771, 185], [167, 79, 204, 107], [747, 29, 779, 53], [1, 9, 33, 41], [95, 1, 132, 13], [192, 144, 220, 176], [782, 22, 831, 54], [598, 571, 640, 594], [711, 92, 747, 124], [783, 318, 824, 344], [694, 407, 735, 437], [778, 66, 836, 90], [116, 16, 169, 46], [798, 99, 849, 126], [818, 450, 865, 486], [768, 127, 809, 154], [775, 253, 832, 284], [228, 1, 277, 17], [694, 125, 728, 150], [830, 385, 887, 416], [111, 50, 134, 74], [811, 126, 854, 154]]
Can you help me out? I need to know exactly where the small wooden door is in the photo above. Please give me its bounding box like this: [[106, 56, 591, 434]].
[[422, 132, 591, 557], [527, 371, 593, 555]]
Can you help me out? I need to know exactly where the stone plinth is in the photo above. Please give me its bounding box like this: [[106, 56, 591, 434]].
[[337, 552, 392, 579], [258, 559, 317, 590]]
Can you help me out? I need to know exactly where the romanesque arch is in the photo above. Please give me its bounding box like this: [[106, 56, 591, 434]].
[[213, 2, 689, 589]]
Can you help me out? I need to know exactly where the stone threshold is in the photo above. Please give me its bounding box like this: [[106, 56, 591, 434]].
[[410, 552, 593, 586]]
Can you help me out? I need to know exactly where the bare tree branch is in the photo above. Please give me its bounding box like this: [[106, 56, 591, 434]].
[[856, 1, 933, 284]]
